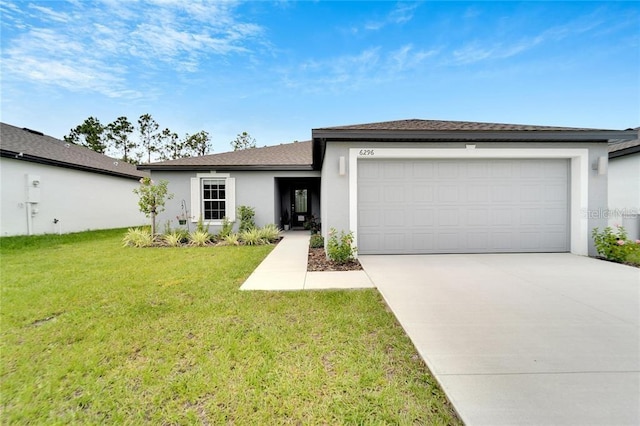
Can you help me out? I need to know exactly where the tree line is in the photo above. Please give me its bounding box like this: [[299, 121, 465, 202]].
[[64, 114, 211, 164], [65, 115, 259, 164]]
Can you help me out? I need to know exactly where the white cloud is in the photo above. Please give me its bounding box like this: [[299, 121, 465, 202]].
[[284, 44, 438, 93], [28, 4, 72, 23], [1, 0, 265, 98], [450, 13, 610, 66], [364, 2, 419, 31]]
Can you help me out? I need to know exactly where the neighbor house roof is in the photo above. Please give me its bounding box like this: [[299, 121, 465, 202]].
[[138, 140, 313, 171], [0, 123, 146, 179], [608, 127, 640, 159], [311, 119, 638, 169]]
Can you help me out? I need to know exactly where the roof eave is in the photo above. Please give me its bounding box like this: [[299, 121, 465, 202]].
[[311, 129, 637, 141], [609, 146, 640, 159], [137, 164, 314, 172], [1, 150, 146, 180]]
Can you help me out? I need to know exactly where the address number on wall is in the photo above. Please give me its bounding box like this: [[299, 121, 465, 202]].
[[358, 149, 375, 156]]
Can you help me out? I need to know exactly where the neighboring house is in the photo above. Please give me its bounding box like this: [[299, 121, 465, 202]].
[[608, 130, 640, 239], [139, 119, 637, 256], [1, 123, 147, 236]]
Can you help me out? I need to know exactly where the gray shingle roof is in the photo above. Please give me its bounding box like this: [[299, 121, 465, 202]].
[[314, 119, 606, 132], [139, 140, 312, 170], [608, 127, 640, 158], [0, 123, 146, 179]]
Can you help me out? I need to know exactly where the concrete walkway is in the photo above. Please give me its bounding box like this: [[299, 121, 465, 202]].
[[240, 231, 374, 291]]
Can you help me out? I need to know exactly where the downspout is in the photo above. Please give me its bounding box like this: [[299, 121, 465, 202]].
[[26, 202, 33, 235]]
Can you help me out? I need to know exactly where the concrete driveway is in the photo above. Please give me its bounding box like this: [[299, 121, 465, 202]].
[[358, 253, 640, 425]]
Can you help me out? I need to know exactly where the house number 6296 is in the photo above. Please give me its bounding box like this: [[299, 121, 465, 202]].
[[359, 149, 375, 156]]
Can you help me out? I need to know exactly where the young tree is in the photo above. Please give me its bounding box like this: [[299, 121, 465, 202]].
[[231, 131, 256, 151], [138, 113, 160, 163], [64, 116, 107, 153], [184, 130, 211, 157], [157, 128, 183, 160], [106, 116, 136, 163], [133, 177, 174, 236]]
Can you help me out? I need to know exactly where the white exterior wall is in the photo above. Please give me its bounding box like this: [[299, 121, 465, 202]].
[[1, 158, 146, 236], [607, 154, 640, 239], [150, 170, 321, 233], [321, 141, 610, 256]]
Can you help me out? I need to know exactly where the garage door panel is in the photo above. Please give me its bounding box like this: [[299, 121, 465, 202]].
[[467, 185, 490, 202], [467, 209, 489, 226], [384, 209, 404, 226], [544, 184, 567, 201], [437, 209, 460, 226], [412, 209, 435, 226], [412, 233, 435, 250], [467, 161, 490, 178], [412, 185, 434, 202], [412, 162, 434, 178], [467, 232, 489, 249], [437, 162, 459, 178], [358, 159, 569, 254]]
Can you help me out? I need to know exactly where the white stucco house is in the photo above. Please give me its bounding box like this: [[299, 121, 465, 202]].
[[1, 123, 147, 236], [138, 119, 637, 256], [608, 130, 640, 239]]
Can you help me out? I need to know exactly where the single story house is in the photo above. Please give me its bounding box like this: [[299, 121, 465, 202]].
[[607, 130, 640, 239], [1, 123, 147, 236], [139, 119, 637, 256]]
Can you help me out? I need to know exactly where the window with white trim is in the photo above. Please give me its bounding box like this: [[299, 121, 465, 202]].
[[190, 173, 236, 223], [202, 179, 226, 220]]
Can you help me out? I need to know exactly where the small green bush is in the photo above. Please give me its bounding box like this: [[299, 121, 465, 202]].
[[163, 231, 184, 247], [592, 225, 640, 265], [195, 215, 210, 233], [327, 228, 356, 264], [310, 234, 324, 248], [188, 230, 211, 247], [237, 206, 256, 233], [217, 217, 234, 239], [239, 228, 264, 246], [220, 233, 240, 246], [123, 228, 154, 248], [258, 224, 281, 243]]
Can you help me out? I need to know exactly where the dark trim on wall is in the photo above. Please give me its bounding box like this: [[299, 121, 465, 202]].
[[1, 150, 145, 180]]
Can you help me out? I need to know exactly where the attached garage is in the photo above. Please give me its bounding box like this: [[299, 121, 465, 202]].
[[314, 119, 636, 257], [357, 158, 569, 254]]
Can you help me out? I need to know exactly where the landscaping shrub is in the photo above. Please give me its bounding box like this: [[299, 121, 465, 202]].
[[237, 205, 256, 232], [163, 231, 184, 247], [195, 215, 209, 233], [217, 216, 234, 239], [327, 228, 356, 264], [188, 230, 211, 247], [239, 228, 264, 246], [592, 225, 640, 265], [220, 233, 240, 246], [310, 234, 324, 248], [257, 224, 281, 243], [123, 227, 154, 248]]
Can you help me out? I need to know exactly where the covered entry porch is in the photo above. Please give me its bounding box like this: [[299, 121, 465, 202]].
[[275, 177, 321, 230]]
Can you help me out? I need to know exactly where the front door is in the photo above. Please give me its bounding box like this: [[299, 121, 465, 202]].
[[292, 188, 309, 228]]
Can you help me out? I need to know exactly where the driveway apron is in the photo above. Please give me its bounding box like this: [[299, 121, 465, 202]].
[[359, 253, 640, 425]]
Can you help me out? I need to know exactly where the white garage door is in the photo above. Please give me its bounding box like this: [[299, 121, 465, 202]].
[[357, 159, 569, 254]]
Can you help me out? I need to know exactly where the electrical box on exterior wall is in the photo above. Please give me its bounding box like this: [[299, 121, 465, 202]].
[[26, 174, 41, 203]]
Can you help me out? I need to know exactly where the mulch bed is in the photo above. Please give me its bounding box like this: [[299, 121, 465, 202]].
[[307, 247, 363, 272]]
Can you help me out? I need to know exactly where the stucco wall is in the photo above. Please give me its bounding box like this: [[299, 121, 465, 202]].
[[321, 141, 609, 256], [608, 154, 640, 239], [150, 170, 321, 233], [1, 158, 146, 236]]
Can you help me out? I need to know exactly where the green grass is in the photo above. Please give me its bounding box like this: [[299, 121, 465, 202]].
[[1, 229, 461, 424]]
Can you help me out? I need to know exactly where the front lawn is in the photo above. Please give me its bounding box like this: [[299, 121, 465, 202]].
[[1, 229, 460, 424]]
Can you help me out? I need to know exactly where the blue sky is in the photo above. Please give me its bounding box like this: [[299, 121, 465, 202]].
[[1, 1, 639, 157]]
